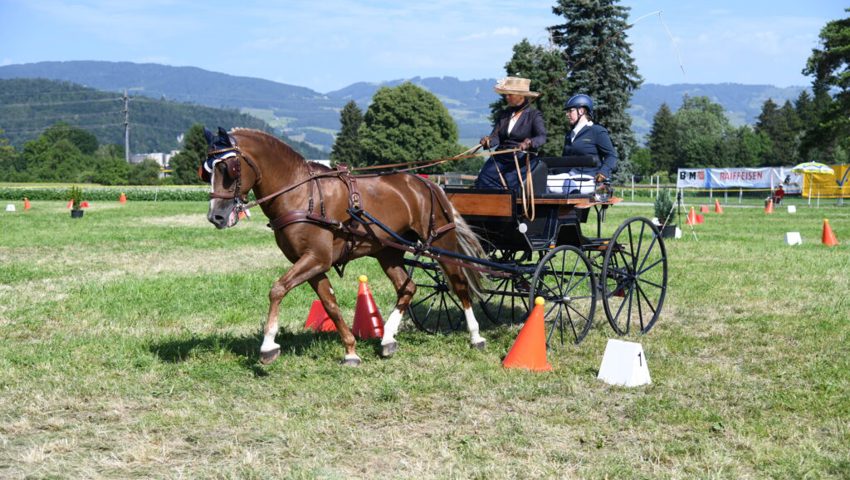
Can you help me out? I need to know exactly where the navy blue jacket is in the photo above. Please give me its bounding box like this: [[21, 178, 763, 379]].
[[561, 124, 618, 178]]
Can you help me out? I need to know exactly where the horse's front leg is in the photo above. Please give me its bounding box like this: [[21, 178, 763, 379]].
[[260, 254, 332, 365], [375, 250, 416, 358], [308, 274, 360, 366]]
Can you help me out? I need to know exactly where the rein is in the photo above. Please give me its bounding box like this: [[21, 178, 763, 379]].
[[227, 146, 523, 212], [347, 147, 522, 173]]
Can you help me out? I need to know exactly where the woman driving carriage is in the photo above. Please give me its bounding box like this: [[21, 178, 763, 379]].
[[474, 77, 547, 191], [559, 94, 619, 193]]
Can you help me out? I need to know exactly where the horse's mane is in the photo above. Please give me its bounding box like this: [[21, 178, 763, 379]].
[[230, 128, 333, 172], [230, 128, 302, 160]]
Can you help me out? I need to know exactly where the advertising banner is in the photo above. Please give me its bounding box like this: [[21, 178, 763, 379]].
[[706, 168, 782, 188], [676, 169, 706, 188], [677, 167, 803, 192]]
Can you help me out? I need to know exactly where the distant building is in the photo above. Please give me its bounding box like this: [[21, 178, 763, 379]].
[[130, 150, 181, 178]]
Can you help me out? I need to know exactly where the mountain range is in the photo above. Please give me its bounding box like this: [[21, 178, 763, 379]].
[[0, 61, 808, 152]]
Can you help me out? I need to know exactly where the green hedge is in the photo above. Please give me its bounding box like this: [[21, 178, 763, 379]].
[[0, 186, 215, 202]]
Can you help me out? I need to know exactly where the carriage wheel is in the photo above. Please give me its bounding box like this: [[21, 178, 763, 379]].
[[529, 245, 597, 346], [404, 255, 465, 334], [600, 217, 668, 335], [478, 273, 531, 327]]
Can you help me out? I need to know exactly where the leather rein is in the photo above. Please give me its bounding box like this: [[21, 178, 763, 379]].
[[208, 144, 522, 214]]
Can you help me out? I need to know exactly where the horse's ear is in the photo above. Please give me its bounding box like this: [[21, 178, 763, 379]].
[[217, 127, 232, 147], [203, 128, 215, 147]]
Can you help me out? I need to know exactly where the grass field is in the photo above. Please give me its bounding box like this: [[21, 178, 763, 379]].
[[1, 198, 848, 479]]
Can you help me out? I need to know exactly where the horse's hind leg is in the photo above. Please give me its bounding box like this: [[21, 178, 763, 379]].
[[375, 250, 416, 358], [309, 274, 359, 366], [441, 261, 486, 350]]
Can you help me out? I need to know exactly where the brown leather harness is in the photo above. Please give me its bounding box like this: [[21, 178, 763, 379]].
[[208, 144, 460, 275]]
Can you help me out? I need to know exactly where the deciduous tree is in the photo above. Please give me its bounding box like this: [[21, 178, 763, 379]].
[[671, 96, 732, 169], [359, 83, 461, 173]]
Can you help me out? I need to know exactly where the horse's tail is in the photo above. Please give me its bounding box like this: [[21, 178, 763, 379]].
[[451, 206, 486, 300]]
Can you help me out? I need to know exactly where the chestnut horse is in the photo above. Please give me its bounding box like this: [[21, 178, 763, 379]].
[[203, 128, 487, 365]]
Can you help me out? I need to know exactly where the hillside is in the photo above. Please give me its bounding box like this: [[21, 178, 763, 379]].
[[0, 78, 324, 158], [0, 61, 809, 149]]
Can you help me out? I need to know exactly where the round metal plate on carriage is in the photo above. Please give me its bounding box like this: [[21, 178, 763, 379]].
[[517, 223, 528, 233]]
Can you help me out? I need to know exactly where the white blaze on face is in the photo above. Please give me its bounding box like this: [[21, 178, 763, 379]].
[[208, 167, 217, 211]]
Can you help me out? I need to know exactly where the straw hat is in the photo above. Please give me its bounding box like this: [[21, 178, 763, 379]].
[[493, 77, 540, 98]]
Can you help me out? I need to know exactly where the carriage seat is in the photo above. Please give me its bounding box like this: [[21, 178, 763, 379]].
[[537, 156, 601, 196], [539, 155, 600, 171]]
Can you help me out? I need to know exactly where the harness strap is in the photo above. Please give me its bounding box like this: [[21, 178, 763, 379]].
[[268, 210, 343, 231]]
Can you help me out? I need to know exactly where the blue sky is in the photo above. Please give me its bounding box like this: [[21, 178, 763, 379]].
[[0, 1, 845, 93]]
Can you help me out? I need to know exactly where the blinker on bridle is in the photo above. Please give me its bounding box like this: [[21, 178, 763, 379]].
[[206, 145, 262, 203]]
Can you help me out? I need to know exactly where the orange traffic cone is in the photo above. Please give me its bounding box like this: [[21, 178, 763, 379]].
[[700, 205, 709, 213], [822, 219, 839, 246], [304, 300, 337, 332], [686, 207, 697, 226], [714, 199, 723, 214], [80, 201, 90, 209], [765, 199, 774, 214], [696, 214, 704, 224], [352, 275, 384, 339], [503, 297, 552, 371], [119, 192, 127, 204], [23, 198, 31, 211], [66, 199, 73, 209]]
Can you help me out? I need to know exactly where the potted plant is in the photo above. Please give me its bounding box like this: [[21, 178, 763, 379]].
[[68, 185, 84, 218], [654, 188, 676, 238]]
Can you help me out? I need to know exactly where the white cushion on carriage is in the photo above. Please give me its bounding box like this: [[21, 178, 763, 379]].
[[547, 173, 595, 194]]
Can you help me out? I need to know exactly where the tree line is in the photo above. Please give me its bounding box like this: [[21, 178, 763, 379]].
[[330, 3, 849, 182], [1, 3, 847, 185]]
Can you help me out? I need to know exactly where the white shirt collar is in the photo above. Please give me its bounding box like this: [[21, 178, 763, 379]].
[[571, 117, 593, 137]]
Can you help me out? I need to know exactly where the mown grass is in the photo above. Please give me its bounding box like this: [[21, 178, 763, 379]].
[[1, 199, 848, 479]]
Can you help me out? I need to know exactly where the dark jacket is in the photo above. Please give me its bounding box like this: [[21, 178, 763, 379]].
[[562, 124, 618, 178], [488, 105, 547, 162]]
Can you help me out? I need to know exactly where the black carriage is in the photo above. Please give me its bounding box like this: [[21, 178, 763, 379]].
[[403, 156, 668, 346]]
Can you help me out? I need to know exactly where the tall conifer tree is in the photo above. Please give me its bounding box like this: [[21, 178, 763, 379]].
[[330, 100, 364, 167], [548, 0, 643, 180], [801, 9, 850, 162], [756, 99, 800, 166], [647, 103, 676, 175]]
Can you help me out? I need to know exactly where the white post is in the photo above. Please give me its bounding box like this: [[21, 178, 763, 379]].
[[631, 175, 635, 202], [739, 187, 743, 204], [724, 190, 728, 203]]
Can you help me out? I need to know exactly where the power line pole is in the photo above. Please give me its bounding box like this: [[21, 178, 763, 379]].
[[123, 89, 130, 163]]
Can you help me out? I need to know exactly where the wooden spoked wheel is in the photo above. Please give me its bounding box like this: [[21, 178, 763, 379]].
[[529, 245, 597, 346], [600, 217, 667, 335]]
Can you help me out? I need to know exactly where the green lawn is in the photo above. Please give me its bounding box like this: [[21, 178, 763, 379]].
[[0, 199, 848, 479]]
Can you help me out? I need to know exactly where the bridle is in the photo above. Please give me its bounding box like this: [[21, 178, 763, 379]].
[[206, 145, 262, 202]]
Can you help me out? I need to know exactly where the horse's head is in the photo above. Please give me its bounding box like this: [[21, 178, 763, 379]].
[[201, 127, 262, 229]]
